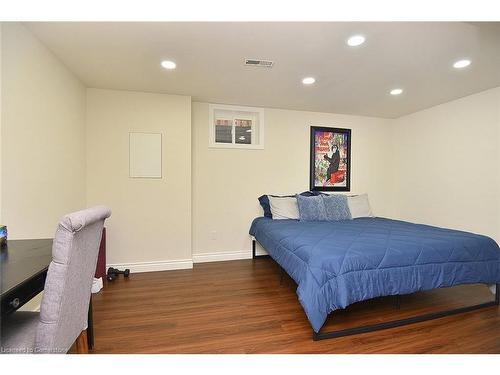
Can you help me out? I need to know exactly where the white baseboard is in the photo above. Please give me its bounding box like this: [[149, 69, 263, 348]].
[[193, 250, 252, 263], [253, 240, 269, 257], [107, 259, 193, 273], [254, 248, 269, 257], [107, 247, 268, 272], [489, 284, 497, 295]]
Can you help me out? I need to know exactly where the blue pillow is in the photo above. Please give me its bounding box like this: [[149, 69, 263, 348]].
[[258, 191, 321, 218], [322, 194, 352, 221], [296, 195, 328, 221], [258, 195, 274, 218]]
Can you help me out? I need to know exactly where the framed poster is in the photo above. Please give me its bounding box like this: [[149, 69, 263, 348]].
[[310, 126, 351, 191]]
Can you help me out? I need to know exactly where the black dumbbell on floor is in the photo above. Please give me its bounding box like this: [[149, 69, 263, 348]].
[[106, 267, 130, 282]]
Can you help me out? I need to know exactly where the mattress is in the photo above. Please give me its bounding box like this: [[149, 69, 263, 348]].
[[249, 217, 500, 332]]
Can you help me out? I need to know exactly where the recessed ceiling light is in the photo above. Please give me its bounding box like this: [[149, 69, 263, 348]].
[[390, 88, 403, 96], [302, 77, 316, 85], [453, 59, 471, 69], [347, 35, 366, 47], [161, 60, 176, 70]]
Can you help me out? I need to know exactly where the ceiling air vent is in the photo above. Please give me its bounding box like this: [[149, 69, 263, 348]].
[[244, 58, 274, 68]]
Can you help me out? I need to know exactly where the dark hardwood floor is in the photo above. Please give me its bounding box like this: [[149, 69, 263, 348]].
[[88, 258, 500, 354]]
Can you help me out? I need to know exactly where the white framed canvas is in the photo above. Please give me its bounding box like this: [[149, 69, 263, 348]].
[[129, 132, 162, 178]]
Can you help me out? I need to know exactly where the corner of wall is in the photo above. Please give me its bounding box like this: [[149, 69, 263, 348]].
[[385, 117, 398, 219], [390, 87, 500, 242]]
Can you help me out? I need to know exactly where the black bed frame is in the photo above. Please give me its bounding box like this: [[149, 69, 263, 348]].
[[251, 238, 500, 341]]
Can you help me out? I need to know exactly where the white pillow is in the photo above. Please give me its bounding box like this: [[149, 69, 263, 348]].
[[269, 196, 300, 220], [347, 194, 373, 218]]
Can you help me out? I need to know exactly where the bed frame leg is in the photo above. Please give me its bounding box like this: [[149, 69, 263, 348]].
[[393, 295, 401, 309], [252, 238, 270, 259], [279, 266, 285, 286], [312, 330, 320, 341]]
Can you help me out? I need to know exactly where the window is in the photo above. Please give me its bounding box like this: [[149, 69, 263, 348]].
[[209, 104, 264, 149]]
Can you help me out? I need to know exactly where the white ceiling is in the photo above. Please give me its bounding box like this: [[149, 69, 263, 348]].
[[26, 22, 500, 119]]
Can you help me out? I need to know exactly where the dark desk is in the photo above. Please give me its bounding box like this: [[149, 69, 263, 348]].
[[1, 239, 94, 349], [1, 239, 52, 316]]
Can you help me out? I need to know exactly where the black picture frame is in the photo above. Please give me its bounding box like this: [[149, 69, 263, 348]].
[[309, 126, 351, 192]]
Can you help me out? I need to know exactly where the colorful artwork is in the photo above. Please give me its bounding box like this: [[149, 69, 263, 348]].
[[309, 127, 351, 191], [0, 225, 7, 247]]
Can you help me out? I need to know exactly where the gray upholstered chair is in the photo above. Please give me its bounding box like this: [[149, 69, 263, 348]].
[[1, 206, 111, 354]]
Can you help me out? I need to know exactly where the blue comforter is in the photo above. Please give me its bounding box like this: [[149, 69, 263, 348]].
[[249, 217, 500, 332]]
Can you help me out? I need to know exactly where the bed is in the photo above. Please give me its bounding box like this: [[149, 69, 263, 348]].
[[249, 216, 500, 340]]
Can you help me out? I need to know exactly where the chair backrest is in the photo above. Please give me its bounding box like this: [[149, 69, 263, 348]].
[[35, 206, 111, 353]]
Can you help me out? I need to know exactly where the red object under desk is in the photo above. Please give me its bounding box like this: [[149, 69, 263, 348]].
[[95, 227, 106, 278]]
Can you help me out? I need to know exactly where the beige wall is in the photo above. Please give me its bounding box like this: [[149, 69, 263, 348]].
[[392, 87, 500, 242], [3, 22, 498, 268], [86, 88, 192, 268], [1, 23, 86, 238], [192, 102, 394, 258], [0, 23, 3, 222]]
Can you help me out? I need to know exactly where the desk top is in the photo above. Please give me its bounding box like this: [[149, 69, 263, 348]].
[[1, 239, 53, 297]]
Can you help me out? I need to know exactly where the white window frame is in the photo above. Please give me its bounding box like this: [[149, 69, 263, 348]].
[[209, 104, 264, 149]]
